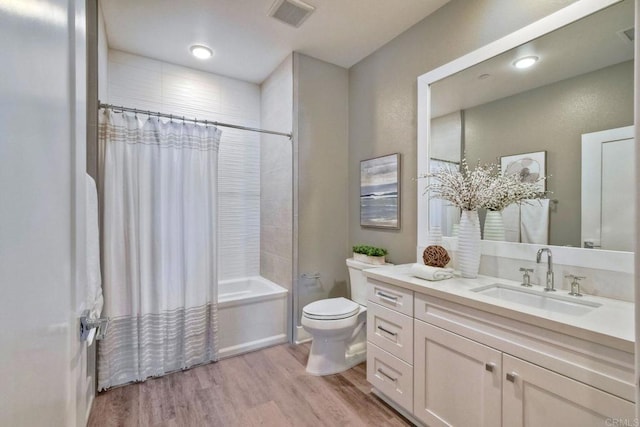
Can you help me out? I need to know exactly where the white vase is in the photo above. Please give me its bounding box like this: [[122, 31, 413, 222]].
[[483, 210, 506, 241], [457, 210, 481, 278]]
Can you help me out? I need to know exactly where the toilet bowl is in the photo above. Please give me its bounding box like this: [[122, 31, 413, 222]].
[[301, 258, 390, 376]]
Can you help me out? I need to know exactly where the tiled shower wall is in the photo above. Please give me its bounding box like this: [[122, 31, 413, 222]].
[[107, 49, 261, 280], [260, 55, 293, 291]]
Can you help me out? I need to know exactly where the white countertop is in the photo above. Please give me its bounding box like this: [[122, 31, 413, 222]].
[[364, 264, 635, 353]]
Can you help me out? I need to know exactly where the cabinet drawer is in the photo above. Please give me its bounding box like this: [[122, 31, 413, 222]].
[[367, 343, 413, 413], [413, 292, 431, 323], [367, 279, 413, 316], [367, 302, 413, 364]]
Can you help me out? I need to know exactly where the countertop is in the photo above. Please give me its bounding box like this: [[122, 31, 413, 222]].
[[364, 264, 635, 353]]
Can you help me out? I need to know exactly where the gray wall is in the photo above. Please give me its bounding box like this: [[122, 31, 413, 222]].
[[465, 60, 633, 247], [294, 53, 349, 325], [348, 0, 577, 264]]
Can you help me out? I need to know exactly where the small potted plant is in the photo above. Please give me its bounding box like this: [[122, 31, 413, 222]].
[[352, 245, 388, 265]]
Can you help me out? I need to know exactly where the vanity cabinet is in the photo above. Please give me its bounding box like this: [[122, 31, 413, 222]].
[[502, 354, 634, 426], [413, 321, 501, 427], [366, 279, 415, 413], [364, 275, 635, 427], [414, 320, 634, 427]]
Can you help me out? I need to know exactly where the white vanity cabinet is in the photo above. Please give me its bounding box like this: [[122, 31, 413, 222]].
[[366, 279, 415, 413], [364, 273, 635, 427], [502, 354, 634, 426], [413, 319, 634, 427], [413, 321, 501, 427]]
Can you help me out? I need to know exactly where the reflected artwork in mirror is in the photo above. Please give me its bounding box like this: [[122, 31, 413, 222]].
[[427, 0, 634, 251]]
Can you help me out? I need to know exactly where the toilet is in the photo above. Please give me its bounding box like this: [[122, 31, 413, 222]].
[[301, 258, 389, 376]]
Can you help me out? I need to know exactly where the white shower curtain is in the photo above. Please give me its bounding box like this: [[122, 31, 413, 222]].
[[97, 109, 222, 390]]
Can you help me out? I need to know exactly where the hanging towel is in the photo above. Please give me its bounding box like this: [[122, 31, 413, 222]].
[[410, 263, 454, 281], [502, 203, 521, 242], [86, 174, 104, 340], [521, 199, 549, 244]]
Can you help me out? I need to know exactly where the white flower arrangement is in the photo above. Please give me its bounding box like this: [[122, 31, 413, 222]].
[[484, 172, 544, 211], [424, 158, 545, 211]]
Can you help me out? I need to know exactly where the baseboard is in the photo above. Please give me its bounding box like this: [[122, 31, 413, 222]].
[[295, 325, 312, 344], [85, 394, 94, 425], [371, 388, 425, 427], [218, 334, 288, 359]]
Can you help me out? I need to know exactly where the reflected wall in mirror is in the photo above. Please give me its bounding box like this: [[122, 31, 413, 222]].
[[428, 0, 634, 251]]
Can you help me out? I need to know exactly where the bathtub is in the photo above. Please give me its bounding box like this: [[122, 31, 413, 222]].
[[217, 276, 288, 359]]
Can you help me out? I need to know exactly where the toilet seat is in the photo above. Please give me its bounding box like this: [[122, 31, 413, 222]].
[[302, 297, 360, 320]]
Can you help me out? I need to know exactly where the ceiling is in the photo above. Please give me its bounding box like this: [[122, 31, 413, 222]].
[[100, 0, 449, 84], [431, 0, 634, 118]]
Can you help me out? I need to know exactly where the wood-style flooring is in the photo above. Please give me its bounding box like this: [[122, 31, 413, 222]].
[[88, 343, 412, 427]]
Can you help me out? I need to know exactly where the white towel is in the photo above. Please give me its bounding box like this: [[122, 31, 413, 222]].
[[502, 203, 521, 243], [410, 263, 454, 281], [86, 174, 103, 345], [521, 199, 549, 244]]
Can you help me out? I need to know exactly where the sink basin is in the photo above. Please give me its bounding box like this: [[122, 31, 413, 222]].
[[471, 284, 601, 316]]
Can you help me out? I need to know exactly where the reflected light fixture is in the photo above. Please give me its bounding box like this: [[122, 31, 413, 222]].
[[513, 56, 539, 69], [190, 45, 214, 60]]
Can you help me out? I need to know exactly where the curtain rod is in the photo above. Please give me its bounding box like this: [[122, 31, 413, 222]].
[[98, 102, 292, 140]]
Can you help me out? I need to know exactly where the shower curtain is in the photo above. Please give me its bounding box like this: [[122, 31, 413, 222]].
[[97, 109, 222, 390]]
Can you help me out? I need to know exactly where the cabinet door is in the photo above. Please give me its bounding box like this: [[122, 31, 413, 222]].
[[503, 354, 635, 427], [414, 321, 502, 427]]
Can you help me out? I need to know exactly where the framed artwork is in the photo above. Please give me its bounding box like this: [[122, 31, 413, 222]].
[[360, 153, 400, 229], [500, 151, 546, 192]]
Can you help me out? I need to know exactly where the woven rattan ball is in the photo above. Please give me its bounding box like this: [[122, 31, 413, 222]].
[[422, 245, 450, 268]]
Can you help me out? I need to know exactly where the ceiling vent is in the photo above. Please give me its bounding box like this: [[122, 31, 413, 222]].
[[268, 0, 315, 28], [617, 27, 635, 44]]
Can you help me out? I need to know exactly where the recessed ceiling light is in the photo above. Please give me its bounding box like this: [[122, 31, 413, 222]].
[[513, 56, 539, 69], [478, 73, 491, 80], [190, 45, 214, 60]]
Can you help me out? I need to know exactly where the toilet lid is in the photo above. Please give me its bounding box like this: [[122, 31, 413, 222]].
[[302, 297, 360, 320]]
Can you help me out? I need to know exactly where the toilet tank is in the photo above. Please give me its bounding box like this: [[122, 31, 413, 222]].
[[347, 258, 392, 306]]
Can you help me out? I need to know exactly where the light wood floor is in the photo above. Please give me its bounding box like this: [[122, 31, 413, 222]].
[[88, 343, 412, 427]]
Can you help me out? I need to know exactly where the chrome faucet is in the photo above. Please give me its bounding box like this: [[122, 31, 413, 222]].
[[536, 248, 555, 292]]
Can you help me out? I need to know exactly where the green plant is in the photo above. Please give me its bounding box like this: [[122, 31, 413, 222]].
[[352, 245, 388, 257]]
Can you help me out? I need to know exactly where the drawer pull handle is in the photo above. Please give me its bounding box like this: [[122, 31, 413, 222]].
[[506, 372, 518, 383], [485, 362, 495, 373], [377, 368, 397, 382], [377, 326, 397, 336], [376, 292, 398, 303]]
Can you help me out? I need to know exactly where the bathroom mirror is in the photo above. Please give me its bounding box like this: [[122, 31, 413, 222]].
[[417, 0, 635, 270]]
